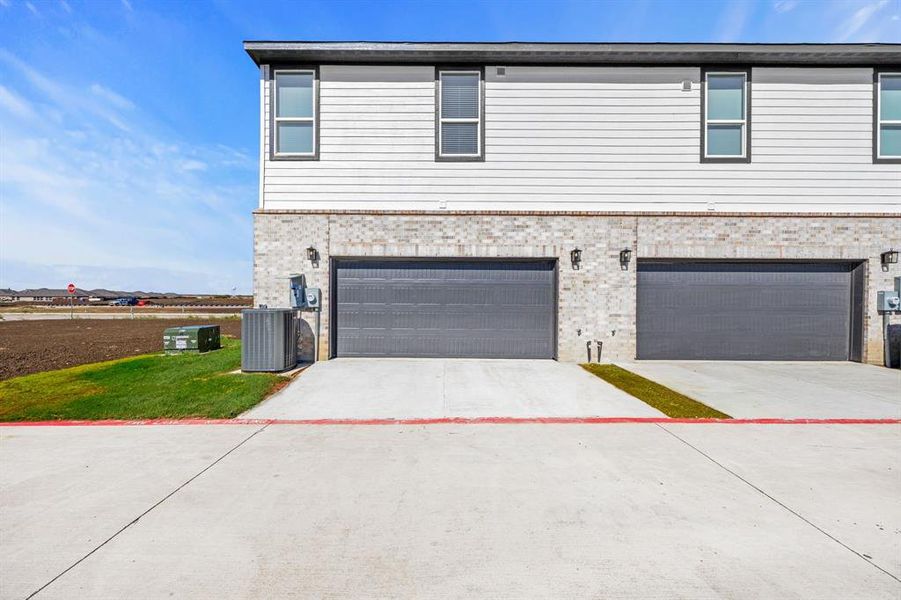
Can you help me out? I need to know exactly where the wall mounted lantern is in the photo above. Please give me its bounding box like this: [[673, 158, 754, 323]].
[[619, 248, 633, 269], [306, 246, 320, 265], [570, 248, 582, 270], [881, 249, 899, 265]]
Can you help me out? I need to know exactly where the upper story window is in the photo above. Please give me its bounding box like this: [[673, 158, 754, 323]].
[[702, 70, 750, 162], [876, 71, 901, 162], [437, 69, 483, 161], [273, 69, 317, 159]]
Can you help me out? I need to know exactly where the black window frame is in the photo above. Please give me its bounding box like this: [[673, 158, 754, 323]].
[[874, 68, 901, 164], [435, 66, 486, 162], [269, 65, 320, 162], [700, 66, 752, 164]]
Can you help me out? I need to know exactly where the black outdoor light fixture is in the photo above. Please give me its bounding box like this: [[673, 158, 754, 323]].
[[619, 248, 633, 269], [570, 248, 582, 270], [306, 246, 319, 264], [881, 249, 899, 265]]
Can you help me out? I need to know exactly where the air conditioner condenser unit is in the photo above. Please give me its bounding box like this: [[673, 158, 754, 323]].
[[241, 308, 298, 372]]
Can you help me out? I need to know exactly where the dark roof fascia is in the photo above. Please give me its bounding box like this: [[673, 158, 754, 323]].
[[244, 41, 901, 67]]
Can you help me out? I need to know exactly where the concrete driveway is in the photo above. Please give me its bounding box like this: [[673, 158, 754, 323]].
[[243, 358, 663, 420], [2, 422, 899, 599], [617, 361, 901, 420]]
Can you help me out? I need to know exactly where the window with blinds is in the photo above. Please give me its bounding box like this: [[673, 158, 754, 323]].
[[703, 70, 749, 161], [876, 72, 901, 161], [438, 71, 482, 159], [274, 69, 317, 158]]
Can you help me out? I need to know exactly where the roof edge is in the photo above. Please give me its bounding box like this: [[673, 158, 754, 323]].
[[243, 41, 901, 66]]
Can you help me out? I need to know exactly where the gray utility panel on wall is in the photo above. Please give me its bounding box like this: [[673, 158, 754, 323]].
[[332, 259, 557, 359], [636, 261, 865, 361]]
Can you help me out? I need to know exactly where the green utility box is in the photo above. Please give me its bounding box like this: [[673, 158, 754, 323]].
[[163, 325, 221, 353]]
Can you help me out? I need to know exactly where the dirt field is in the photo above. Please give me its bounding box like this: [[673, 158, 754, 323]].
[[0, 319, 242, 381], [2, 296, 252, 309], [0, 305, 245, 314]]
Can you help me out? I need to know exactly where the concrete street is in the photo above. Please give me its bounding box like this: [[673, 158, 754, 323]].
[[2, 423, 899, 599], [244, 358, 664, 420], [616, 361, 901, 419]]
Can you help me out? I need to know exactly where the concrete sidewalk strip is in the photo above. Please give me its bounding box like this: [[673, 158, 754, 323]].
[[4, 424, 898, 599], [243, 358, 664, 420], [661, 423, 901, 580], [0, 425, 263, 600], [616, 361, 901, 420]]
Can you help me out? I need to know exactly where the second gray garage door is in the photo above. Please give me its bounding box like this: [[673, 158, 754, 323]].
[[333, 259, 556, 358], [637, 261, 864, 361]]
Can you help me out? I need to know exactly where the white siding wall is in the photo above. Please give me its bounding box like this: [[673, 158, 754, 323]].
[[261, 65, 900, 213]]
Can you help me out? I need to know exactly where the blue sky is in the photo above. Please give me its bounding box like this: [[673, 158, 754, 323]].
[[1, 0, 899, 294]]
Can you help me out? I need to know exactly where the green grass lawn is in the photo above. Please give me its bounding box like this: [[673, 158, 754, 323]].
[[581, 364, 731, 419], [0, 338, 287, 421]]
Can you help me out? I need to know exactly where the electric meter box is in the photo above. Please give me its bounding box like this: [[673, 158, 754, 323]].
[[877, 290, 901, 313], [287, 274, 320, 310], [163, 325, 221, 353], [304, 287, 322, 310]]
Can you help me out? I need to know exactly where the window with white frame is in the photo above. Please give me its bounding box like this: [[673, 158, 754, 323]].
[[703, 71, 749, 160], [438, 70, 482, 159], [876, 72, 901, 160], [274, 69, 316, 157]]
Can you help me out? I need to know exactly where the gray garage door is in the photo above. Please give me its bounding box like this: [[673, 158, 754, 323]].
[[637, 261, 864, 361], [333, 259, 556, 358]]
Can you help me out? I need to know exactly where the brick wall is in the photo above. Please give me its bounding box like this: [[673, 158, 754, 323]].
[[254, 212, 901, 364], [637, 216, 901, 364], [253, 214, 328, 363]]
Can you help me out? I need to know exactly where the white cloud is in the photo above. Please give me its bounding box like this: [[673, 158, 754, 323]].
[[0, 0, 11, 8], [25, 1, 38, 16], [90, 83, 135, 110], [0, 49, 65, 98], [715, 1, 752, 42], [0, 49, 133, 131], [836, 0, 890, 41], [121, 0, 132, 11], [59, 0, 72, 14], [0, 51, 257, 294], [773, 0, 799, 13], [179, 159, 208, 172], [0, 84, 36, 119]]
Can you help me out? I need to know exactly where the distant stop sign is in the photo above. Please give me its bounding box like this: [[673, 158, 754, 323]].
[[67, 283, 76, 294]]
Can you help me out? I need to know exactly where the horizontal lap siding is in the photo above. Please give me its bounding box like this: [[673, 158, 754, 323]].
[[261, 65, 901, 213], [753, 69, 873, 162]]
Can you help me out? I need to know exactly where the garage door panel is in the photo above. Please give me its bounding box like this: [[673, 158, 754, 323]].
[[649, 290, 852, 314], [639, 311, 850, 333], [335, 259, 556, 358], [339, 333, 552, 359], [342, 283, 552, 307], [641, 335, 849, 362], [637, 261, 855, 361], [339, 307, 551, 331]]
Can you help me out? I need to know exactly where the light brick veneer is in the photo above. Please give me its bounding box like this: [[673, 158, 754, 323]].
[[254, 212, 900, 364], [637, 216, 901, 364]]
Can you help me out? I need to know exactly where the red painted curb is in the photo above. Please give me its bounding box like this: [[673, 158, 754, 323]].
[[0, 417, 899, 427]]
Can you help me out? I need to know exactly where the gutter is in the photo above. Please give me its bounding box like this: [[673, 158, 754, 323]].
[[243, 41, 901, 67]]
